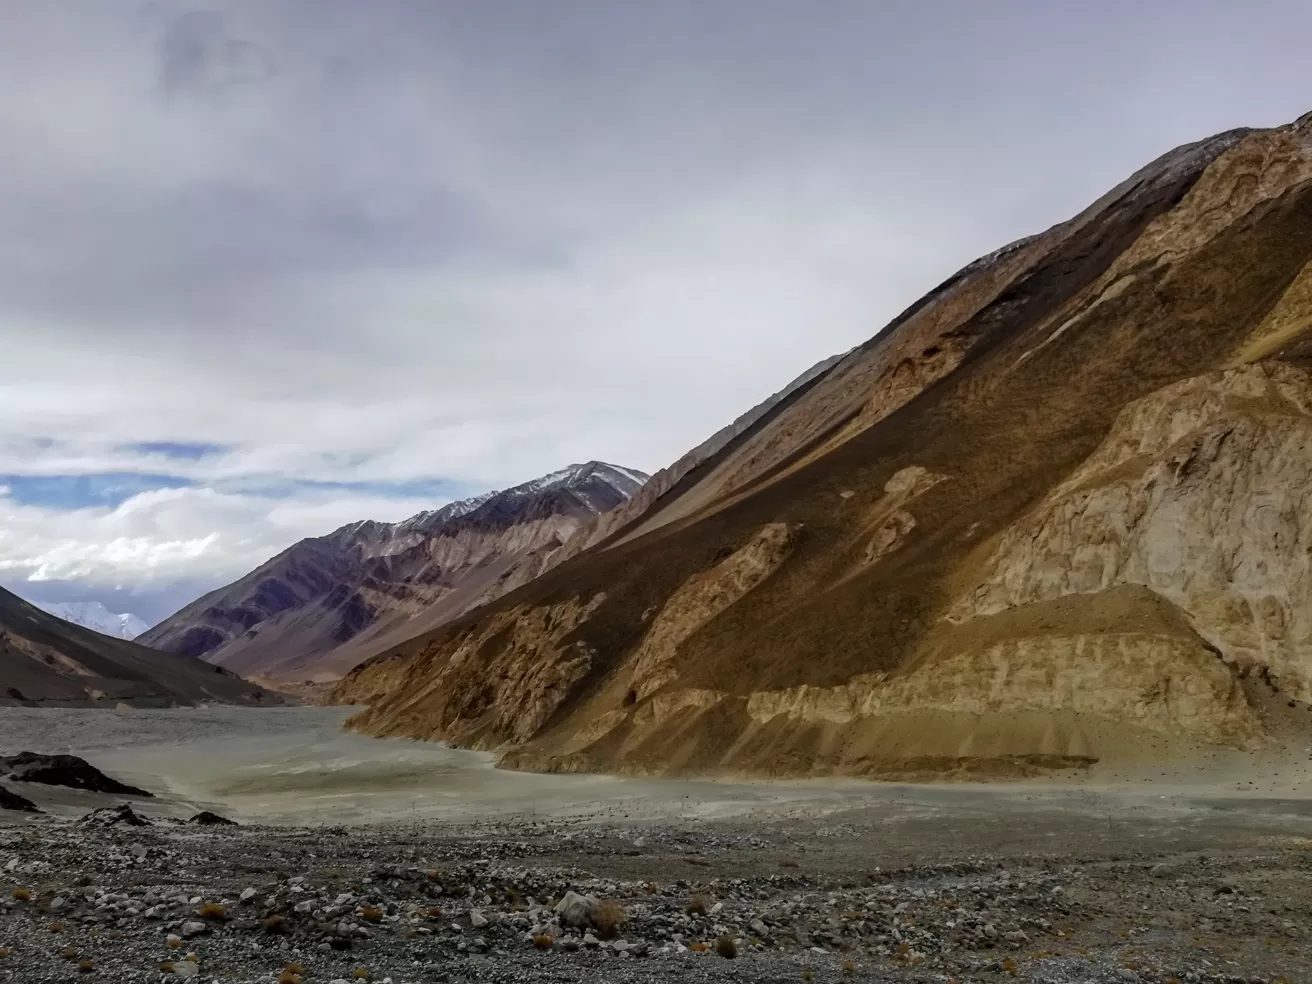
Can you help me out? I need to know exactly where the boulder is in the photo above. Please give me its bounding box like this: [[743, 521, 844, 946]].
[[188, 811, 237, 826], [1, 752, 152, 797], [554, 891, 598, 928], [80, 804, 151, 827], [0, 783, 40, 813]]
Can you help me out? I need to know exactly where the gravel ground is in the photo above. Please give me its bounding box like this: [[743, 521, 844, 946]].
[[1, 801, 1308, 984]]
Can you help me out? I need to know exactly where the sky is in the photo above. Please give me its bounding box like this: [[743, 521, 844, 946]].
[[2, 0, 1311, 625]]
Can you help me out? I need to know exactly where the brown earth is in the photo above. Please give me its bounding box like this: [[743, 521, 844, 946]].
[[335, 112, 1312, 780]]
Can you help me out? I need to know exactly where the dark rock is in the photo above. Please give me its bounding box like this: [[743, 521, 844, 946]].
[[1, 752, 153, 797], [0, 782, 41, 813], [189, 811, 238, 826], [80, 804, 151, 827]]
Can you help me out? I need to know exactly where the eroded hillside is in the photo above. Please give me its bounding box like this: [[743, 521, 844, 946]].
[[336, 113, 1312, 778]]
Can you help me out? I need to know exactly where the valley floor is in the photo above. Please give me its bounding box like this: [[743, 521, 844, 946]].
[[0, 707, 1309, 982]]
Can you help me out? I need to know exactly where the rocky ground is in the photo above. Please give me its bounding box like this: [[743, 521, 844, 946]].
[[1, 798, 1308, 984]]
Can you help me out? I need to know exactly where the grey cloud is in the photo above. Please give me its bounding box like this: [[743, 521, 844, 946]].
[[3, 0, 1312, 613]]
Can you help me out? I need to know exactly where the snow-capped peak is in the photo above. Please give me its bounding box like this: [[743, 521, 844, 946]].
[[40, 601, 150, 640]]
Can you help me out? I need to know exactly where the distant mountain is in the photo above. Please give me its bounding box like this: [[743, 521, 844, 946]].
[[39, 602, 149, 640], [0, 586, 280, 707], [137, 462, 649, 683]]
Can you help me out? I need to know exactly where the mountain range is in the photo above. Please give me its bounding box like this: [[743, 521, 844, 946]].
[[38, 602, 149, 641], [138, 462, 649, 683], [0, 585, 279, 707], [329, 111, 1312, 779]]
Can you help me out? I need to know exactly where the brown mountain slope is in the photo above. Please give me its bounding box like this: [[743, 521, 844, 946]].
[[335, 113, 1312, 778], [138, 463, 648, 683], [0, 586, 281, 707]]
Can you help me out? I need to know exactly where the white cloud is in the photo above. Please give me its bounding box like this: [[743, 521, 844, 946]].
[[0, 485, 443, 588]]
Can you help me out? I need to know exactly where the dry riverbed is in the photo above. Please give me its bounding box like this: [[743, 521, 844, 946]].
[[0, 707, 1309, 982]]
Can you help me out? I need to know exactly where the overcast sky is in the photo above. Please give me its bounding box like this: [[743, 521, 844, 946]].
[[3, 0, 1311, 624]]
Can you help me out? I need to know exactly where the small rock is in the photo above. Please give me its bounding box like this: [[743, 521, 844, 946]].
[[180, 921, 207, 938], [172, 961, 199, 979], [470, 909, 489, 929], [239, 887, 257, 902]]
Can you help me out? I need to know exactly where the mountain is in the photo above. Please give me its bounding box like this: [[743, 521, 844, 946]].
[[138, 462, 649, 683], [38, 602, 149, 640], [334, 112, 1312, 780], [0, 585, 281, 707]]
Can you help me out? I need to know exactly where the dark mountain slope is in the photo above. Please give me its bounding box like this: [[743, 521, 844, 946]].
[[0, 586, 280, 707]]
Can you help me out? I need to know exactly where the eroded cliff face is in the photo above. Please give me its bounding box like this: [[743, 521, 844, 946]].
[[337, 113, 1312, 779]]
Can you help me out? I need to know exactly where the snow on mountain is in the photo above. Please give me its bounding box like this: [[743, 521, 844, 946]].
[[39, 601, 150, 640]]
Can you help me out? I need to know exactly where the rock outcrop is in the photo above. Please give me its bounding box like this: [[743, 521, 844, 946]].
[[336, 112, 1312, 778], [0, 752, 153, 797], [138, 462, 648, 683]]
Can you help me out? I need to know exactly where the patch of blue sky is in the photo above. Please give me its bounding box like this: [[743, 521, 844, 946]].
[[0, 473, 196, 509]]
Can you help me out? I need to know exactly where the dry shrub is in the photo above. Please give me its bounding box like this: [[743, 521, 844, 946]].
[[262, 914, 288, 935], [77, 959, 95, 974], [358, 905, 385, 923], [425, 869, 440, 882], [1002, 955, 1018, 976], [643, 882, 659, 894], [353, 968, 371, 980], [197, 903, 227, 921], [716, 935, 738, 959], [686, 892, 711, 916], [504, 885, 523, 908], [166, 936, 183, 948], [283, 962, 306, 975], [590, 899, 625, 940], [0, 948, 9, 958], [277, 973, 302, 984], [802, 970, 814, 982], [532, 934, 555, 950], [47, 923, 64, 934], [689, 941, 709, 952], [423, 906, 444, 922], [158, 962, 174, 974], [11, 888, 30, 902]]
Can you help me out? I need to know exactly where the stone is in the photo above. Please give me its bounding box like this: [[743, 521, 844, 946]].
[[240, 888, 257, 901], [180, 921, 207, 938], [188, 810, 238, 826], [554, 891, 597, 928], [0, 752, 152, 797], [173, 961, 199, 978], [470, 909, 489, 928]]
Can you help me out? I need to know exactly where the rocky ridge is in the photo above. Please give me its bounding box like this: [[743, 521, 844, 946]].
[[336, 112, 1312, 779]]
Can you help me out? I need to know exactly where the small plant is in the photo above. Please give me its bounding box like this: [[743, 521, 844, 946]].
[[77, 958, 95, 974], [841, 958, 858, 973], [0, 948, 10, 958], [47, 923, 64, 934], [423, 906, 444, 921], [197, 903, 227, 921], [283, 962, 306, 975], [358, 905, 385, 923], [1002, 955, 1018, 976], [802, 970, 814, 982], [11, 888, 30, 902], [689, 941, 709, 952], [686, 892, 711, 916], [353, 968, 371, 980], [590, 899, 625, 940], [166, 936, 183, 949], [532, 934, 555, 950], [262, 914, 288, 935], [277, 973, 302, 984], [425, 869, 440, 882], [715, 935, 738, 959], [643, 882, 659, 894], [158, 962, 174, 974], [504, 885, 523, 907]]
